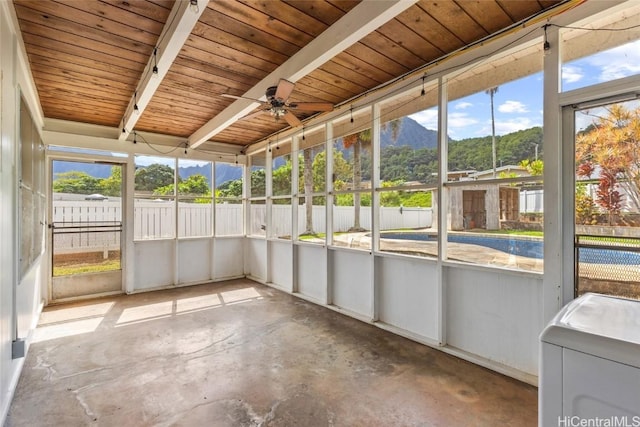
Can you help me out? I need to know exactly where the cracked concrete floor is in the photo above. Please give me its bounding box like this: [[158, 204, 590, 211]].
[[7, 279, 537, 426]]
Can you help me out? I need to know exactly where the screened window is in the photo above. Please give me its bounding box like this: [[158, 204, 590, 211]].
[[134, 155, 176, 240], [443, 45, 544, 271], [377, 94, 439, 258], [271, 140, 293, 239], [177, 159, 212, 238], [19, 97, 46, 278], [248, 152, 267, 236], [215, 161, 243, 236], [297, 127, 326, 244]]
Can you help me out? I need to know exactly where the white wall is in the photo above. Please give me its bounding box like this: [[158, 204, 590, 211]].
[[213, 238, 244, 281], [244, 237, 267, 283], [133, 240, 175, 290], [269, 240, 293, 292], [376, 256, 439, 341], [445, 266, 543, 377], [0, 3, 45, 421], [296, 244, 327, 303], [329, 248, 373, 319], [177, 239, 212, 285], [131, 237, 245, 292]]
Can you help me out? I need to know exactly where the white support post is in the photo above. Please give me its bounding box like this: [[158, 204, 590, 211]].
[[371, 103, 381, 322], [436, 76, 448, 346], [291, 134, 300, 293], [542, 24, 564, 323], [124, 155, 136, 294], [265, 146, 273, 284], [173, 157, 179, 286], [242, 157, 250, 276], [325, 121, 334, 305]]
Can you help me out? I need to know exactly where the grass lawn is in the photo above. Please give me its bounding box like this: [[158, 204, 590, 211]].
[[54, 259, 121, 276]]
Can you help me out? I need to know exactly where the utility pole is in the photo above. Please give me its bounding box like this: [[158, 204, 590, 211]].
[[486, 86, 499, 178]]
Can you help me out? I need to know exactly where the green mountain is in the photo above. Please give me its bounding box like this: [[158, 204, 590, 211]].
[[447, 126, 543, 172], [381, 116, 438, 149]]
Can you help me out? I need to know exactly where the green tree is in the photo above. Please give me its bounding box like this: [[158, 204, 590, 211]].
[[155, 174, 210, 196], [300, 149, 317, 234], [402, 191, 431, 207], [309, 149, 351, 193], [217, 178, 243, 198], [250, 167, 266, 197], [53, 171, 102, 194], [272, 159, 292, 196], [576, 103, 640, 213], [342, 120, 401, 230], [520, 159, 543, 176], [135, 163, 175, 192], [575, 183, 597, 225], [100, 166, 122, 196]]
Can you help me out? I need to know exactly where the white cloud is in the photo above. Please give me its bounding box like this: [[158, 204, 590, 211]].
[[448, 112, 479, 129], [498, 100, 528, 114], [495, 117, 538, 135], [408, 109, 438, 130], [600, 62, 640, 81], [562, 65, 584, 83], [455, 101, 473, 110], [587, 40, 640, 81]]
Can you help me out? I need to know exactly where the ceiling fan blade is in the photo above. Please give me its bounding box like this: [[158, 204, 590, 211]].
[[274, 79, 295, 101], [288, 102, 334, 112], [283, 111, 302, 127], [222, 93, 264, 103], [238, 109, 268, 121]]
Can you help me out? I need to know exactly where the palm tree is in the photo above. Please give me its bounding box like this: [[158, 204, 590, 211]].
[[302, 148, 314, 234], [486, 86, 499, 177], [342, 119, 401, 231]]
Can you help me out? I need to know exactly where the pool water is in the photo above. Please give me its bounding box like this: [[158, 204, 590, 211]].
[[381, 232, 543, 259], [380, 232, 640, 264]]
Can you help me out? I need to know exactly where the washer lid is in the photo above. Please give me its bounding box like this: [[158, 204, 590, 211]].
[[541, 293, 640, 369]]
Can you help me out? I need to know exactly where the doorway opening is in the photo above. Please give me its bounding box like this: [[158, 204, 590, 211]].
[[50, 159, 124, 301]]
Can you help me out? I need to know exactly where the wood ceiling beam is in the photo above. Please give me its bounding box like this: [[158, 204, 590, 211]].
[[118, 0, 209, 141], [188, 0, 418, 149]]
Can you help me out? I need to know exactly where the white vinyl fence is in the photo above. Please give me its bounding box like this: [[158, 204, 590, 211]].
[[53, 200, 432, 252], [520, 189, 543, 213], [251, 205, 433, 237]]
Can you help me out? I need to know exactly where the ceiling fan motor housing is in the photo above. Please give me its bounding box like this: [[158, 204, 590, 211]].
[[266, 86, 280, 101]]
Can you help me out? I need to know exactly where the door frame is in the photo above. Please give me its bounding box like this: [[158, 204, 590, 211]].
[[47, 151, 128, 303], [560, 82, 640, 304]]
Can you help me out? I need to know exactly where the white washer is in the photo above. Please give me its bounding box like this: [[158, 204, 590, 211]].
[[539, 293, 640, 427]]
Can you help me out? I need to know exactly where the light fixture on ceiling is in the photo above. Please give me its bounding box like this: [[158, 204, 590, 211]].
[[269, 106, 286, 120], [543, 25, 550, 53], [133, 131, 137, 144], [152, 47, 159, 76], [133, 91, 139, 114], [189, 0, 199, 13]]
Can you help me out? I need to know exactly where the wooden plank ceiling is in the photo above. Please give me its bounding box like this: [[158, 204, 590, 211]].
[[13, 0, 565, 153]]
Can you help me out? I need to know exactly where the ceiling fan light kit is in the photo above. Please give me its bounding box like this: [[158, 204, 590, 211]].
[[222, 79, 333, 128]]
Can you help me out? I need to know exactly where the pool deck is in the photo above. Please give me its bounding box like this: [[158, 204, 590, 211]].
[[331, 230, 544, 273]]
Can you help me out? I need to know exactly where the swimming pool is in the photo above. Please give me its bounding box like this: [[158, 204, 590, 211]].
[[380, 232, 640, 264], [380, 232, 543, 259]]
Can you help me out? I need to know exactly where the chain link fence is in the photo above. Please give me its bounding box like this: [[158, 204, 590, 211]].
[[575, 234, 640, 300]]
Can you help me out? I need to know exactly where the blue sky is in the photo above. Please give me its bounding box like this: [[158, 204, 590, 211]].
[[409, 40, 640, 140]]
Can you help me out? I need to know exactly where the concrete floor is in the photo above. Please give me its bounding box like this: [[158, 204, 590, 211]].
[[7, 279, 537, 426]]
